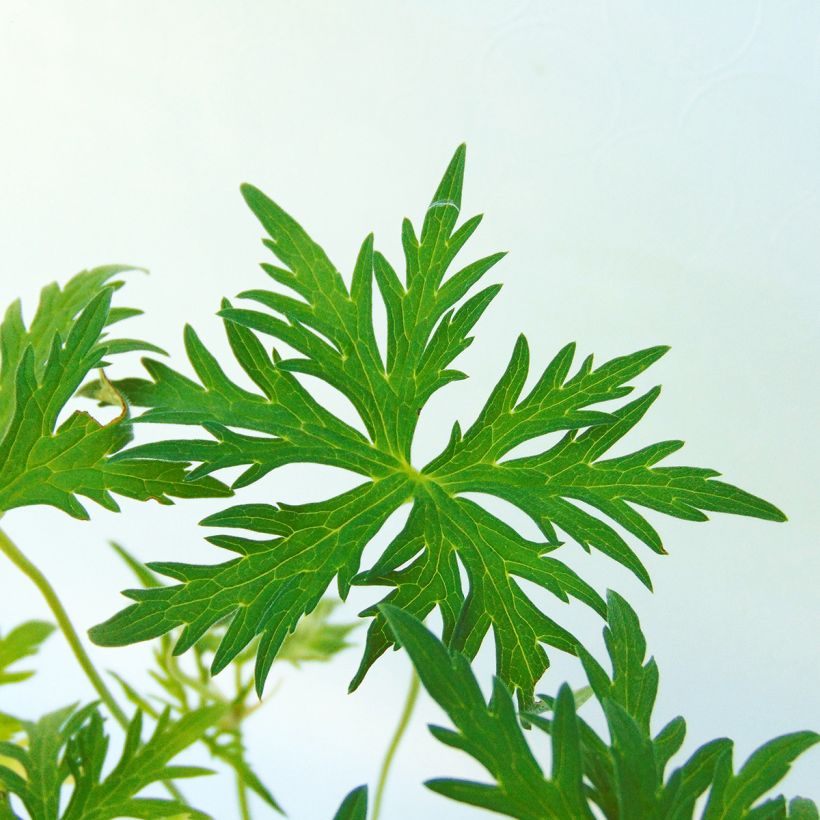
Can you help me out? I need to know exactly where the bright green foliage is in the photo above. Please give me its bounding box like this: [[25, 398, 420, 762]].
[[383, 605, 593, 819], [788, 799, 820, 820], [89, 147, 784, 703], [0, 702, 221, 820], [0, 267, 229, 519], [0, 718, 17, 750], [0, 621, 54, 748], [382, 600, 819, 820], [0, 621, 54, 687], [333, 785, 368, 820], [108, 542, 356, 816], [277, 597, 357, 666]]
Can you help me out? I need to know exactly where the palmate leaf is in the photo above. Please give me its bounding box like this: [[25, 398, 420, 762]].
[[90, 147, 784, 702], [0, 267, 230, 518], [383, 600, 819, 820], [0, 702, 221, 820]]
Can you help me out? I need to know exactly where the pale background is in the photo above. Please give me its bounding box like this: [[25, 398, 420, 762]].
[[0, 2, 818, 817]]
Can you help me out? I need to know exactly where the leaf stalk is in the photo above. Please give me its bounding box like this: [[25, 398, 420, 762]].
[[372, 669, 420, 820], [0, 525, 129, 728], [236, 770, 251, 820], [0, 525, 189, 806]]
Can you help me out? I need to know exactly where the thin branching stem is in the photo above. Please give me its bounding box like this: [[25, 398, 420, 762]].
[[235, 769, 251, 820], [0, 525, 128, 727], [372, 669, 420, 820], [0, 524, 187, 806]]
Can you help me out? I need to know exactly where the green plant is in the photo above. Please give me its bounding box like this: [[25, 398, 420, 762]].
[[87, 147, 779, 707], [0, 621, 54, 741], [0, 148, 815, 818], [0, 701, 221, 820], [376, 601, 819, 819], [0, 269, 355, 818], [108, 543, 356, 816], [0, 266, 228, 519]]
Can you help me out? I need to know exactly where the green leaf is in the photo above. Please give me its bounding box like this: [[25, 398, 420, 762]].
[[382, 604, 593, 820], [789, 797, 819, 819], [661, 739, 734, 819], [386, 596, 818, 820], [111, 665, 285, 815], [92, 147, 785, 702], [353, 489, 604, 700], [105, 541, 356, 816], [603, 698, 659, 817], [745, 796, 788, 819], [578, 590, 659, 733], [92, 477, 408, 694], [653, 715, 687, 779], [66, 707, 222, 820], [0, 713, 21, 743], [277, 598, 357, 666], [702, 731, 820, 820], [0, 268, 230, 519], [0, 266, 151, 436], [0, 702, 221, 820], [109, 540, 162, 589], [0, 620, 54, 686], [203, 736, 283, 814], [333, 785, 368, 820], [0, 704, 87, 820]]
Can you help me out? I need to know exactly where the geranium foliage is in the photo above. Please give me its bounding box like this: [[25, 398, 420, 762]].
[[0, 266, 229, 518], [380, 597, 819, 819], [87, 148, 784, 704]]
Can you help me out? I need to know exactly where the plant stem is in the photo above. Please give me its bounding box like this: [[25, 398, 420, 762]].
[[236, 771, 251, 820], [0, 525, 129, 728], [372, 670, 420, 820], [0, 525, 188, 807]]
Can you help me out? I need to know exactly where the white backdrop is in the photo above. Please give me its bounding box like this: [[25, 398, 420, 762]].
[[1, 2, 818, 817]]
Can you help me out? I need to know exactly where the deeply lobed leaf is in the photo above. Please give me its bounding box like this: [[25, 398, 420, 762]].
[[0, 267, 229, 518], [0, 702, 221, 820], [91, 148, 784, 702], [384, 598, 818, 820]]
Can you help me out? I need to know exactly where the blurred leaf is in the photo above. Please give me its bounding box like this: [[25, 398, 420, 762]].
[[0, 620, 54, 687], [277, 599, 357, 666], [333, 785, 368, 820], [789, 797, 819, 819]]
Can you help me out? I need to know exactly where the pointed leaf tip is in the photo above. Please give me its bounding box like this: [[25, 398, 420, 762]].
[[333, 785, 368, 820]]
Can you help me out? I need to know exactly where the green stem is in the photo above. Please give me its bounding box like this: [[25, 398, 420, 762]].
[[372, 670, 420, 820], [0, 525, 128, 728], [236, 770, 251, 820], [162, 779, 186, 804], [0, 525, 188, 807]]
